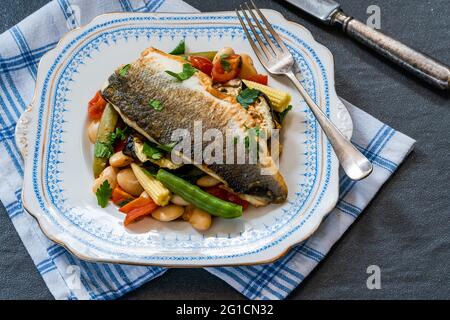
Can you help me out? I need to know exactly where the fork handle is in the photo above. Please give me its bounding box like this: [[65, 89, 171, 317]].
[[285, 72, 373, 180], [332, 11, 450, 90]]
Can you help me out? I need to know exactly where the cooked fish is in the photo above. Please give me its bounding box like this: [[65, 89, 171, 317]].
[[102, 47, 287, 205], [214, 79, 279, 134]]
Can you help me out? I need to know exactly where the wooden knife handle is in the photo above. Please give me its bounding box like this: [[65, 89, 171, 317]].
[[332, 11, 450, 90]]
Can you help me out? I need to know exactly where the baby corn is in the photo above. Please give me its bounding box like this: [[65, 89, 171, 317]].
[[131, 163, 171, 206], [242, 79, 291, 113]]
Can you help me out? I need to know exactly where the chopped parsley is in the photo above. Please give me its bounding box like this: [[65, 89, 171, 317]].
[[237, 88, 260, 109], [169, 40, 185, 55], [95, 127, 129, 159], [119, 64, 131, 77], [109, 127, 129, 145], [220, 54, 231, 72], [149, 99, 163, 111], [278, 105, 293, 123], [165, 63, 197, 81], [94, 142, 114, 158], [96, 180, 113, 208], [143, 142, 164, 160]]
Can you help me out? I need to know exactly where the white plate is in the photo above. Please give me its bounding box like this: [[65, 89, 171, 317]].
[[16, 11, 352, 267]]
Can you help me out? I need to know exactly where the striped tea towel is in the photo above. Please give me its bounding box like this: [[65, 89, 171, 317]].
[[0, 0, 415, 300]]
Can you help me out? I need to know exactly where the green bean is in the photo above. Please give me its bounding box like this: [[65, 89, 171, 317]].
[[179, 51, 218, 61], [93, 104, 118, 178], [156, 169, 242, 219]]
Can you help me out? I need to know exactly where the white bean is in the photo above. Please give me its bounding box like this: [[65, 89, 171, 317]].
[[196, 175, 221, 188], [109, 151, 133, 168], [188, 208, 212, 231], [88, 121, 99, 144], [152, 205, 185, 222], [117, 168, 144, 196], [92, 166, 118, 193], [170, 194, 191, 206]]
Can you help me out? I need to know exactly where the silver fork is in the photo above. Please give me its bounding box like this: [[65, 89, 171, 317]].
[[236, 1, 373, 180]]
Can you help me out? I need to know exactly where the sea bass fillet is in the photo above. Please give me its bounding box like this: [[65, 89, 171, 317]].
[[102, 47, 287, 205]]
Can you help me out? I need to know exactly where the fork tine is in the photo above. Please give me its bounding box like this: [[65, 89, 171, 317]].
[[250, 0, 290, 53], [239, 4, 274, 60], [235, 9, 269, 65], [244, 2, 280, 56]]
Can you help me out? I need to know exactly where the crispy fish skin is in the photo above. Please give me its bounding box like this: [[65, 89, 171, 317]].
[[102, 48, 287, 204]]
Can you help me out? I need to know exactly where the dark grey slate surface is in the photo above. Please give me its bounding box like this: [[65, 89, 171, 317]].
[[0, 0, 449, 300]]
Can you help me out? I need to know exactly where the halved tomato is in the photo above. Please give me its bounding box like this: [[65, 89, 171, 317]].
[[188, 56, 213, 76], [211, 54, 241, 83], [88, 91, 107, 120]]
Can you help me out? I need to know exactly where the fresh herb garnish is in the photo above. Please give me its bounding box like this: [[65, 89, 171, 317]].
[[149, 99, 163, 111], [119, 64, 131, 77], [278, 105, 293, 123], [220, 54, 231, 72], [94, 142, 114, 158], [109, 127, 129, 145], [165, 63, 197, 81], [237, 88, 260, 109], [169, 40, 185, 55], [143, 142, 164, 160], [233, 136, 239, 145], [96, 180, 113, 208], [96, 127, 129, 158]]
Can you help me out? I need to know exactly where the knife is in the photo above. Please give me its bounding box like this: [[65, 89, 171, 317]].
[[284, 0, 450, 90]]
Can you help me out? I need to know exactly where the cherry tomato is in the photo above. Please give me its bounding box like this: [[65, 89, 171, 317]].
[[88, 91, 107, 120], [212, 54, 241, 83], [245, 74, 268, 85], [188, 56, 213, 76], [203, 186, 250, 211]]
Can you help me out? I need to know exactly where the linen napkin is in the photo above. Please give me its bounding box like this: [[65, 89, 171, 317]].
[[0, 0, 415, 300]]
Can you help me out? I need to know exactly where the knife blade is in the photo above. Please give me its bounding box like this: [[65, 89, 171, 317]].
[[283, 0, 450, 90], [284, 0, 340, 24]]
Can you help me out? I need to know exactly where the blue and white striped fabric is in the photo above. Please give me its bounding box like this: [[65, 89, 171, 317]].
[[0, 0, 415, 300]]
